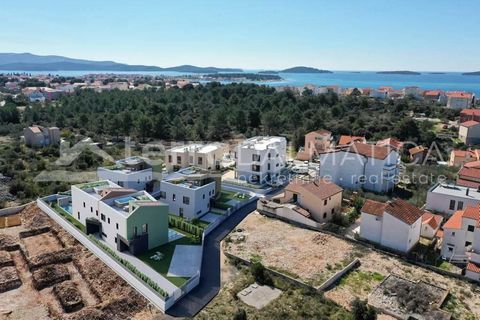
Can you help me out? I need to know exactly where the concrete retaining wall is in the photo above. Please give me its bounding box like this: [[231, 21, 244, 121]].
[[0, 201, 34, 216], [317, 258, 360, 291], [37, 197, 169, 312]]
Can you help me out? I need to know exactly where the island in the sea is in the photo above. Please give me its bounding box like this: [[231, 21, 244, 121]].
[[258, 70, 279, 74], [428, 72, 445, 74], [376, 70, 421, 75], [463, 71, 480, 76], [280, 66, 333, 74], [203, 73, 282, 81]]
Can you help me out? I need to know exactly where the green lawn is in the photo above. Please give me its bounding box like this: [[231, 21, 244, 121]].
[[136, 235, 200, 287], [51, 203, 86, 233]]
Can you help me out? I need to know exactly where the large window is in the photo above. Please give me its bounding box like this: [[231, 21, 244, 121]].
[[449, 200, 456, 210], [177, 156, 182, 164], [252, 154, 261, 162], [168, 155, 172, 163], [183, 196, 190, 205], [468, 225, 475, 232], [457, 201, 464, 210], [197, 157, 203, 165]]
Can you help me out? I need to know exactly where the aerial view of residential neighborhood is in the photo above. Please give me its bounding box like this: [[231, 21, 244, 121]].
[[1, 1, 480, 320]]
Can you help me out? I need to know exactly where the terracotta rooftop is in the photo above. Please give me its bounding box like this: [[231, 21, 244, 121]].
[[461, 109, 480, 116], [376, 138, 404, 150], [284, 179, 343, 201], [348, 142, 392, 160], [456, 177, 480, 189], [459, 166, 480, 179], [383, 199, 424, 225], [460, 120, 480, 128], [309, 129, 331, 136], [447, 92, 473, 99], [422, 211, 442, 230], [361, 199, 386, 217], [467, 262, 480, 274], [444, 210, 468, 230], [29, 126, 42, 133], [338, 135, 366, 146], [409, 146, 426, 155], [464, 161, 480, 169]]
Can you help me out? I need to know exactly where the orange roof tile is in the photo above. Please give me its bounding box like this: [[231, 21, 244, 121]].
[[338, 135, 365, 146], [461, 109, 480, 116], [348, 142, 392, 160], [376, 138, 404, 150], [422, 211, 442, 230], [384, 199, 424, 225], [464, 161, 480, 168], [467, 262, 480, 274], [443, 210, 464, 230], [447, 92, 473, 99], [361, 199, 387, 217], [284, 179, 343, 201], [459, 166, 480, 179], [409, 146, 426, 155], [456, 177, 480, 188], [460, 120, 480, 128]]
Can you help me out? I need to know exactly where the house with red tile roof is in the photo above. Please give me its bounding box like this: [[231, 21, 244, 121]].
[[446, 92, 474, 109], [23, 125, 60, 147], [376, 138, 404, 151], [408, 145, 428, 164], [459, 120, 480, 145], [448, 149, 480, 167], [457, 165, 480, 188], [421, 211, 443, 239], [360, 198, 424, 253], [319, 142, 399, 193], [257, 178, 343, 225], [296, 129, 332, 161], [337, 135, 366, 147], [441, 204, 480, 280], [460, 109, 480, 123], [423, 90, 447, 104]]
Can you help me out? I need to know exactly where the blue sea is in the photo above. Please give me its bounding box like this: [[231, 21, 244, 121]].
[[2, 69, 479, 95]]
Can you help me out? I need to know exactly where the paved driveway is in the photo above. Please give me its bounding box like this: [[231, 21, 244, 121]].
[[166, 200, 257, 317], [167, 245, 202, 278]]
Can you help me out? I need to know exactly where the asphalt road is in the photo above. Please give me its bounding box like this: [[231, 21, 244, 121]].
[[166, 200, 257, 317]]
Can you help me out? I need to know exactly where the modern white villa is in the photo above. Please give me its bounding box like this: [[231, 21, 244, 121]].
[[426, 183, 480, 216], [159, 167, 218, 220], [165, 142, 227, 172], [318, 142, 399, 193], [62, 180, 169, 255], [234, 136, 287, 184], [360, 199, 423, 253], [97, 156, 156, 192]]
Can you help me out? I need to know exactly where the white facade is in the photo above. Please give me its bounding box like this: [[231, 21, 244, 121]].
[[159, 167, 216, 220], [318, 147, 399, 193], [447, 95, 473, 109], [165, 142, 227, 172], [441, 212, 479, 261], [360, 199, 423, 253], [70, 181, 167, 250], [459, 122, 480, 145], [98, 157, 153, 191], [425, 183, 480, 216], [235, 136, 287, 184]]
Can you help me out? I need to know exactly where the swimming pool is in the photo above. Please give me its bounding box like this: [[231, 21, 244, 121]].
[[115, 196, 135, 205], [60, 204, 72, 214], [168, 229, 184, 242]]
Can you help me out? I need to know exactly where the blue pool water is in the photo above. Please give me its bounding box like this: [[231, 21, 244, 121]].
[[168, 229, 184, 242], [115, 196, 135, 205], [60, 204, 72, 214]]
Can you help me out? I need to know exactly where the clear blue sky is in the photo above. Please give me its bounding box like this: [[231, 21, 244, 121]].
[[1, 0, 479, 71]]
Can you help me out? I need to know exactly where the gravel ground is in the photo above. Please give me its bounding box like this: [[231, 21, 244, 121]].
[[227, 212, 480, 319]]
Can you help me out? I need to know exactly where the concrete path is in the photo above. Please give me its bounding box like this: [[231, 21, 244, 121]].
[[167, 245, 202, 278], [166, 200, 257, 317], [200, 212, 222, 224]]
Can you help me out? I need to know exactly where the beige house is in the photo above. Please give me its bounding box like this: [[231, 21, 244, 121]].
[[459, 121, 480, 145], [448, 149, 480, 167], [276, 179, 343, 223], [296, 129, 332, 161], [23, 125, 60, 147], [165, 143, 228, 172]]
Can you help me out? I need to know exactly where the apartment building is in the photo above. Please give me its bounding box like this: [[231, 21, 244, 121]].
[[165, 142, 227, 172], [68, 181, 169, 255], [446, 92, 474, 109], [23, 125, 60, 147], [448, 149, 480, 167], [460, 109, 480, 123], [159, 167, 218, 220], [97, 156, 155, 191], [296, 129, 332, 161], [458, 120, 480, 145], [426, 183, 480, 216], [423, 90, 447, 104], [235, 136, 287, 184], [318, 142, 399, 193], [360, 199, 424, 253]]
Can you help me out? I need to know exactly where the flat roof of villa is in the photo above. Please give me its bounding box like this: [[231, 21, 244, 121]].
[[168, 143, 224, 153], [429, 183, 480, 201], [240, 136, 285, 150]]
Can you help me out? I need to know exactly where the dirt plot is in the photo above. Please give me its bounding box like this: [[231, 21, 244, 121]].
[[0, 266, 21, 293], [226, 212, 357, 286], [22, 232, 63, 257], [0, 251, 13, 268], [0, 204, 164, 320], [227, 212, 480, 320], [53, 280, 84, 313]]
